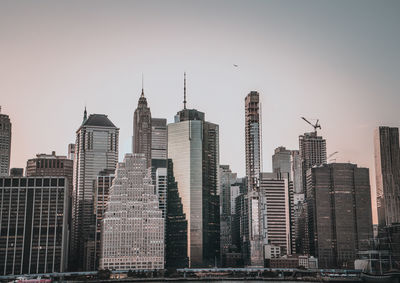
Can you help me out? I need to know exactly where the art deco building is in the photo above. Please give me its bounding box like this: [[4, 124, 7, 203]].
[[306, 163, 373, 269], [133, 88, 152, 168], [0, 107, 11, 177], [167, 75, 220, 267], [165, 159, 188, 269], [0, 177, 69, 275], [71, 111, 119, 270], [374, 126, 400, 227], [100, 154, 164, 270]]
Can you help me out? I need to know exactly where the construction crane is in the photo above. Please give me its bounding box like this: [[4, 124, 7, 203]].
[[328, 151, 338, 163], [301, 117, 321, 133]]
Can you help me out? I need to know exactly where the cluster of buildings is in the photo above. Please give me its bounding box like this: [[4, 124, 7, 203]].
[[0, 80, 399, 276]]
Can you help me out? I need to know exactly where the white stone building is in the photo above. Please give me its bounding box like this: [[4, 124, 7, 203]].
[[100, 153, 164, 270]]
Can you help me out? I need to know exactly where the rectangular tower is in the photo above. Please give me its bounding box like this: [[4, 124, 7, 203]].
[[0, 108, 11, 177], [306, 163, 373, 269], [374, 126, 400, 227]]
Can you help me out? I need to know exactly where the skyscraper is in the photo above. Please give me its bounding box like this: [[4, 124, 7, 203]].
[[374, 126, 400, 227], [165, 159, 188, 269], [0, 176, 69, 274], [299, 131, 327, 194], [242, 91, 263, 267], [100, 154, 164, 270], [71, 111, 119, 270], [167, 74, 220, 267], [306, 163, 373, 269], [0, 107, 11, 177], [133, 88, 152, 168]]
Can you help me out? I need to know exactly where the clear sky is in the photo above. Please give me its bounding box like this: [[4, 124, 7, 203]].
[[1, 0, 400, 223]]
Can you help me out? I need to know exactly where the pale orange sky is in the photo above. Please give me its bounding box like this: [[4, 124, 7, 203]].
[[2, 0, 400, 223]]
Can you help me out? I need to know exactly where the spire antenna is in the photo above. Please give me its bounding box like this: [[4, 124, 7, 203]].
[[183, 72, 187, 109], [141, 73, 144, 97]]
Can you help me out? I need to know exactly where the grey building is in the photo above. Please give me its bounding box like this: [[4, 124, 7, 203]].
[[0, 177, 69, 275], [374, 126, 400, 227], [71, 111, 119, 271], [0, 107, 11, 177], [167, 78, 219, 267], [306, 163, 373, 269], [133, 88, 152, 168]]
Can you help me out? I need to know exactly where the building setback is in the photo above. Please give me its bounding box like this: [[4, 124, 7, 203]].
[[306, 163, 373, 269], [100, 154, 164, 270], [71, 111, 119, 271], [374, 126, 400, 227], [0, 108, 11, 177], [0, 177, 69, 275]]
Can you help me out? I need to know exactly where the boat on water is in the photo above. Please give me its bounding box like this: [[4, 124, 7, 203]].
[[360, 271, 400, 283]]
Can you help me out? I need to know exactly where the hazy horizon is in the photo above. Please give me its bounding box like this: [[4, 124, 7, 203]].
[[2, 0, 400, 223]]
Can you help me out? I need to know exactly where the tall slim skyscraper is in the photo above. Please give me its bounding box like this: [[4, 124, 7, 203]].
[[100, 154, 164, 270], [133, 88, 152, 168], [374, 126, 400, 227], [167, 74, 220, 267], [242, 91, 264, 267], [71, 111, 119, 270], [306, 163, 373, 269], [0, 176, 69, 274], [299, 131, 327, 194], [0, 107, 11, 177]]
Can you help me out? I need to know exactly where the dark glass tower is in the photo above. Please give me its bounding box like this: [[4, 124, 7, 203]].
[[0, 107, 11, 177], [133, 88, 152, 168]]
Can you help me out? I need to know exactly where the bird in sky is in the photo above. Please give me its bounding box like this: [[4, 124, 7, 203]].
[[233, 64, 239, 67]]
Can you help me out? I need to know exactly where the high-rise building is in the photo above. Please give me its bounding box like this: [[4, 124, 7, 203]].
[[100, 154, 164, 270], [0, 107, 11, 177], [68, 144, 75, 160], [0, 176, 69, 275], [299, 131, 327, 194], [26, 151, 73, 196], [133, 88, 152, 168], [219, 165, 241, 266], [242, 91, 264, 267], [306, 163, 373, 269], [165, 159, 188, 269], [259, 173, 292, 256], [374, 126, 400, 227], [167, 74, 220, 267], [9, 168, 23, 177], [71, 111, 119, 270]]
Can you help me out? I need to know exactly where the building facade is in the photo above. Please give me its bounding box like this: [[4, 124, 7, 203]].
[[133, 89, 152, 168], [374, 126, 400, 227], [0, 177, 69, 275], [168, 102, 220, 267], [100, 154, 164, 270], [306, 163, 373, 269], [71, 112, 119, 270], [0, 108, 11, 177]]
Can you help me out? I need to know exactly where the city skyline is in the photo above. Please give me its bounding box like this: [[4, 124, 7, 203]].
[[2, 1, 400, 226]]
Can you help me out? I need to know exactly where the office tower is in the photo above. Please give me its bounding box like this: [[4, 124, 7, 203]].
[[72, 112, 119, 270], [26, 151, 73, 196], [10, 168, 23, 177], [0, 176, 69, 274], [299, 131, 327, 194], [68, 144, 75, 160], [290, 150, 303, 194], [306, 163, 373, 269], [133, 88, 152, 168], [167, 74, 220, 267], [100, 154, 164, 270], [242, 91, 264, 266], [374, 126, 400, 227], [0, 107, 11, 177], [272, 147, 292, 177], [259, 173, 291, 256], [151, 118, 168, 219], [165, 159, 188, 269], [219, 165, 241, 266]]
